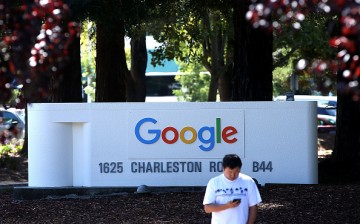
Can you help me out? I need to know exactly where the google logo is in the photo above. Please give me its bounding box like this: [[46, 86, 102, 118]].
[[134, 117, 238, 151]]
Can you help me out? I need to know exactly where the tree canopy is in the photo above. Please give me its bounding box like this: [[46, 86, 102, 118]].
[[1, 0, 360, 179], [0, 0, 79, 106]]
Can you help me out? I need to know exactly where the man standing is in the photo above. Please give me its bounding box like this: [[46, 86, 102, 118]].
[[203, 154, 262, 224]]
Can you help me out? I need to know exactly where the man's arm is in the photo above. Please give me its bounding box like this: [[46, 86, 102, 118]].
[[247, 205, 257, 224], [204, 201, 240, 213]]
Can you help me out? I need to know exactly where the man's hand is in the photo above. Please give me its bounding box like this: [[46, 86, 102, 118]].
[[226, 200, 241, 208], [204, 200, 240, 213]]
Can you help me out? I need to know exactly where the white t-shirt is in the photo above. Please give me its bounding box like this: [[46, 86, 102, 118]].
[[203, 173, 262, 224]]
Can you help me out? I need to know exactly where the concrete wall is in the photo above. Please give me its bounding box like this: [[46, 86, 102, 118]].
[[28, 102, 318, 187]]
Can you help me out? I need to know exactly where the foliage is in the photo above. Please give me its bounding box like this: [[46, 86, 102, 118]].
[[149, 14, 203, 67], [173, 61, 211, 102], [329, 3, 360, 99], [273, 12, 337, 96], [149, 1, 233, 101], [0, 0, 80, 107], [273, 49, 293, 97], [80, 20, 96, 102], [0, 140, 22, 156], [0, 139, 23, 168], [247, 0, 360, 100]]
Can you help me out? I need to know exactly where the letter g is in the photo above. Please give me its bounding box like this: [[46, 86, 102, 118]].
[[135, 117, 161, 144]]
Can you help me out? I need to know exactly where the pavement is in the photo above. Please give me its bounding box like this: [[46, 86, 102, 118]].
[[0, 181, 27, 195], [0, 181, 27, 189], [0, 180, 27, 185], [0, 180, 205, 200]]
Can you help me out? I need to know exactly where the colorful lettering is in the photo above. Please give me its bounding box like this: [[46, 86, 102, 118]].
[[134, 117, 238, 151]]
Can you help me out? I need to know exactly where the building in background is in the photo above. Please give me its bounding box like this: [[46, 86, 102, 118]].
[[126, 36, 181, 102]]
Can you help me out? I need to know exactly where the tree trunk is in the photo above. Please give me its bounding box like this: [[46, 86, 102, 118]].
[[127, 34, 147, 102], [333, 93, 360, 162], [219, 69, 232, 101], [318, 11, 360, 182], [219, 44, 234, 102], [50, 36, 83, 103], [320, 92, 360, 182], [95, 20, 127, 102], [208, 75, 219, 102], [202, 11, 227, 102], [21, 26, 83, 156], [207, 28, 223, 102], [232, 0, 273, 101]]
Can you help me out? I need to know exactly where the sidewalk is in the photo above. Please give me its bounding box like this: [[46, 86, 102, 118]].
[[0, 180, 27, 186], [0, 181, 28, 193]]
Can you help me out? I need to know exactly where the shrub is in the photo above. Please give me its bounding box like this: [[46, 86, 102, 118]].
[[0, 139, 23, 168]]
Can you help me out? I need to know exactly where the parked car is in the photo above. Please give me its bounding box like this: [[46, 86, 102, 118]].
[[317, 114, 336, 134], [7, 108, 25, 124], [0, 109, 25, 143], [317, 104, 336, 117], [274, 95, 337, 106]]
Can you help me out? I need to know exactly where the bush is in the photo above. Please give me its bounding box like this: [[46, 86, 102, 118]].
[[0, 139, 23, 168]]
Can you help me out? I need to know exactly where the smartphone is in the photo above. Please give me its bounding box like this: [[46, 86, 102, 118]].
[[233, 198, 241, 203]]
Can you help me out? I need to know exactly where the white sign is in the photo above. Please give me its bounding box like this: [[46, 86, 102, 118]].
[[28, 102, 318, 187]]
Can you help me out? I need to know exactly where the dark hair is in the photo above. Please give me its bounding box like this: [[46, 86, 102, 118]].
[[222, 154, 242, 169]]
